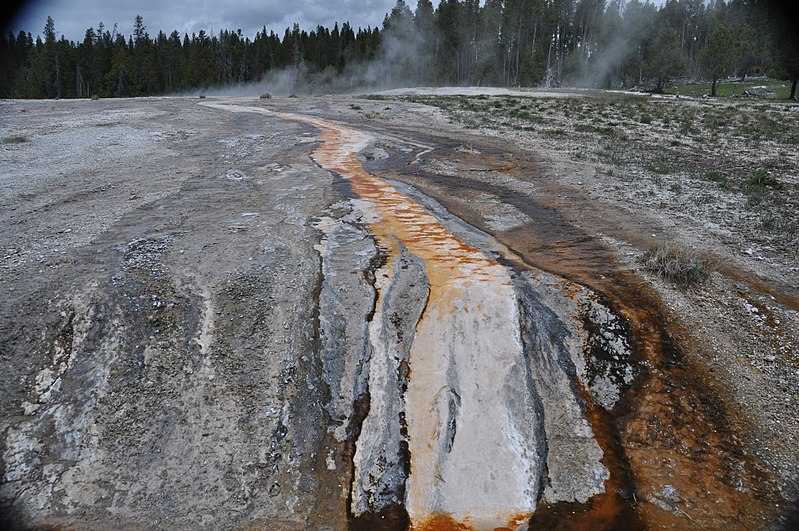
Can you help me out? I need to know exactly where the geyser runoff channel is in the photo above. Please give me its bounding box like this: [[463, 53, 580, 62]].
[[203, 100, 621, 530]]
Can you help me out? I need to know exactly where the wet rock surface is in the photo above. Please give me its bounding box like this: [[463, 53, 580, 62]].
[[1, 95, 796, 530], [352, 245, 428, 517]]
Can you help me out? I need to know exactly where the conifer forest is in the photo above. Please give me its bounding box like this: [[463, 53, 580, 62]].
[[1, 0, 797, 100]]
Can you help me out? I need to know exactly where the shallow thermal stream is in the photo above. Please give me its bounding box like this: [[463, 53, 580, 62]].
[[202, 101, 636, 530]]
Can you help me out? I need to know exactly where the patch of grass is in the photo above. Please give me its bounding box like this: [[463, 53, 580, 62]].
[[642, 242, 710, 289], [749, 171, 780, 188], [692, 195, 712, 205], [761, 216, 779, 231], [679, 120, 698, 135], [759, 216, 798, 237], [739, 113, 793, 143], [1, 135, 29, 144], [639, 114, 652, 124], [704, 115, 730, 130], [544, 128, 568, 138], [647, 163, 673, 175], [704, 171, 730, 188], [574, 123, 616, 135], [524, 113, 545, 124], [664, 77, 792, 99], [596, 144, 625, 166], [350, 104, 362, 110]]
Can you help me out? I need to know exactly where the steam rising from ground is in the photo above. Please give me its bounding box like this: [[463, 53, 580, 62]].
[[196, 3, 434, 97], [192, 0, 641, 98]]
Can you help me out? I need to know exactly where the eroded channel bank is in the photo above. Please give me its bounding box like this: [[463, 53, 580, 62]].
[[203, 102, 645, 529]]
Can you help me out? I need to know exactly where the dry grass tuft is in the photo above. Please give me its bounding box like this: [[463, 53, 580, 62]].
[[1, 135, 29, 144], [642, 242, 710, 289]]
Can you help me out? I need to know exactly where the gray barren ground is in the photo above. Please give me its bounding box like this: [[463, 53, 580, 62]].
[[0, 98, 347, 529], [0, 94, 797, 531]]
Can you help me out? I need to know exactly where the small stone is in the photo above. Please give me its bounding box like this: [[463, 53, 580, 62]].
[[651, 497, 674, 512], [660, 484, 680, 502]]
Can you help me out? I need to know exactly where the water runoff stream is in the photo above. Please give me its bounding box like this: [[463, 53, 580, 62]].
[[203, 100, 774, 531]]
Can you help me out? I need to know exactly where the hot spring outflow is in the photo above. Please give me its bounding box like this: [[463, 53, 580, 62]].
[[204, 101, 636, 529]]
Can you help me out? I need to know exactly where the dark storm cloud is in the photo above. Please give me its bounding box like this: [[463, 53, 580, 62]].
[[6, 0, 408, 41]]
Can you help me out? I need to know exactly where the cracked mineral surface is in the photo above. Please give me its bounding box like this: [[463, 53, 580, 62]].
[[1, 94, 796, 530]]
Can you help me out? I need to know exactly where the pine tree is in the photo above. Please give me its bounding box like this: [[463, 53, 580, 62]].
[[701, 25, 734, 96]]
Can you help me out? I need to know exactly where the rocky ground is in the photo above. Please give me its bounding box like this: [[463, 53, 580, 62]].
[[0, 91, 797, 530]]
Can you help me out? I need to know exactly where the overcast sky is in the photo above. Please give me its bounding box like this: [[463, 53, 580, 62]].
[[5, 0, 414, 42]]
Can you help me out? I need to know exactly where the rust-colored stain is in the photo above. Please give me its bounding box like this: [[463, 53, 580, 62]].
[[202, 103, 511, 302], [204, 103, 537, 526], [393, 147, 781, 529], [413, 512, 531, 531], [203, 102, 782, 530], [309, 125, 512, 314], [499, 513, 534, 531], [414, 514, 474, 531]]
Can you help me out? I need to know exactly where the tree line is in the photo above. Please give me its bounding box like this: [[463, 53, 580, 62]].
[[1, 0, 797, 100]]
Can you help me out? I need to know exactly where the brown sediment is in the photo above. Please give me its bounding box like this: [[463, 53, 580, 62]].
[[472, 217, 776, 526], [202, 102, 779, 529], [414, 513, 473, 531], [380, 143, 779, 528], [584, 274, 777, 528], [228, 104, 539, 527], [398, 140, 799, 315], [716, 263, 799, 311], [351, 505, 410, 531], [530, 376, 642, 530], [308, 123, 546, 529], [413, 512, 532, 531]]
